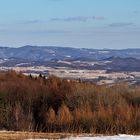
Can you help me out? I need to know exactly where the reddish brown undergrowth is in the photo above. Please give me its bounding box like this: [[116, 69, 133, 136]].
[[0, 71, 140, 134]]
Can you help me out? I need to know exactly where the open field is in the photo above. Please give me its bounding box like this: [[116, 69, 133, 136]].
[[1, 66, 140, 85]]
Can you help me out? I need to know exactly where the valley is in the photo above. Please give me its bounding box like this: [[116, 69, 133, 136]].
[[0, 46, 140, 85]]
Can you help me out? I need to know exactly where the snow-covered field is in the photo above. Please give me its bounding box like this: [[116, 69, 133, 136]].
[[26, 135, 140, 140], [67, 135, 140, 140]]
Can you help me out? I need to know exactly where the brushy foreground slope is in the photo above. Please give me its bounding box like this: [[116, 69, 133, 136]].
[[0, 71, 140, 134]]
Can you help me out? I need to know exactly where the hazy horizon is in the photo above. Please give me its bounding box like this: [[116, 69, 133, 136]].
[[1, 45, 140, 50], [0, 0, 140, 49]]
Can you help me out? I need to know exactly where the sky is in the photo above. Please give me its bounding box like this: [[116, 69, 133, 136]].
[[0, 0, 140, 49]]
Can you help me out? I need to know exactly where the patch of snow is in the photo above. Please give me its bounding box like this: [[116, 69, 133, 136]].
[[4, 58, 8, 61], [16, 63, 30, 66], [104, 61, 112, 64], [57, 60, 72, 65], [70, 135, 140, 140], [65, 55, 71, 58], [98, 51, 110, 54], [45, 49, 55, 54]]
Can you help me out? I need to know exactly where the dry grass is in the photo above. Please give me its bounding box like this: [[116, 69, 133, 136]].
[[0, 131, 72, 140], [0, 131, 101, 140]]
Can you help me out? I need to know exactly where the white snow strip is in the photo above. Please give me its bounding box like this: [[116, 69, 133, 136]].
[[98, 51, 110, 54], [67, 135, 140, 140]]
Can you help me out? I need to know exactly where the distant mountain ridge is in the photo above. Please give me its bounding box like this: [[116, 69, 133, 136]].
[[0, 45, 140, 61], [1, 45, 140, 72]]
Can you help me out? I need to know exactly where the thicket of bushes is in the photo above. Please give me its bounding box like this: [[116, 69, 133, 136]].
[[0, 71, 140, 134]]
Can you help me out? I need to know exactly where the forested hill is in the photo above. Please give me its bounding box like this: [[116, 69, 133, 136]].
[[0, 45, 140, 61]]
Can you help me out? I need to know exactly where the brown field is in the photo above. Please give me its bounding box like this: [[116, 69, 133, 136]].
[[0, 131, 98, 140]]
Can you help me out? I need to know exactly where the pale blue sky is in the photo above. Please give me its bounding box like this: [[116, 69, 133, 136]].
[[0, 0, 140, 48]]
